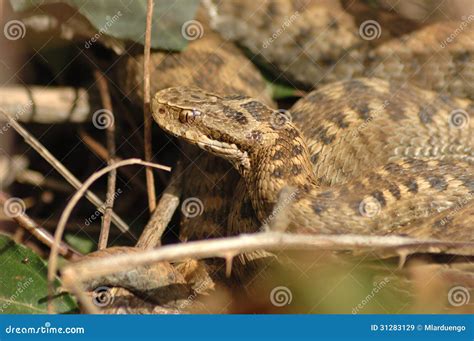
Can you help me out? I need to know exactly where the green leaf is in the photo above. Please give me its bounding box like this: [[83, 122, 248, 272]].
[[10, 0, 200, 51], [266, 81, 303, 100], [0, 234, 78, 313], [65, 233, 95, 255]]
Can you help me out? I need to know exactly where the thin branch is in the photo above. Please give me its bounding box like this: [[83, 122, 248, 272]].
[[136, 161, 183, 249], [0, 109, 132, 237], [47, 158, 170, 314], [93, 70, 116, 250], [63, 232, 474, 283], [16, 169, 72, 193], [143, 0, 157, 213], [78, 129, 147, 192], [0, 191, 81, 260], [0, 86, 91, 124]]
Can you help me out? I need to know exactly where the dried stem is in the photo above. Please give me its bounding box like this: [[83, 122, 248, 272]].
[[93, 70, 116, 250], [136, 161, 183, 249], [64, 232, 474, 287], [0, 85, 91, 124], [143, 0, 156, 213], [78, 129, 147, 192], [47, 158, 170, 314], [0, 191, 81, 260], [0, 109, 132, 237], [16, 169, 72, 193]]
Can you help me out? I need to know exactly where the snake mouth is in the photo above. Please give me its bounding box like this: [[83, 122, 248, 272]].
[[196, 134, 242, 157], [180, 133, 250, 170]]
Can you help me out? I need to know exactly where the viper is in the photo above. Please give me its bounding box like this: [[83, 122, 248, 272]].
[[152, 79, 473, 240]]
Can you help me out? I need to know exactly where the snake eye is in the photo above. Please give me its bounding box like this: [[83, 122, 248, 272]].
[[179, 109, 202, 124]]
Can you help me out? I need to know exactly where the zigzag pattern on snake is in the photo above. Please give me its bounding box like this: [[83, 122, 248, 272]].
[[152, 79, 473, 241], [117, 2, 473, 244]]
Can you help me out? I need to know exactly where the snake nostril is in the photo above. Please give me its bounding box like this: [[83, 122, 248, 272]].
[[158, 107, 166, 115]]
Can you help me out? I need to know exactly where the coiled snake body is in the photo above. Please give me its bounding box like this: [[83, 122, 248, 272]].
[[152, 79, 473, 240], [119, 3, 474, 244]]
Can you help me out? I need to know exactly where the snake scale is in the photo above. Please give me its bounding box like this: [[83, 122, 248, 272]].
[[204, 0, 474, 100], [89, 1, 474, 310], [119, 1, 474, 251], [152, 79, 473, 240]]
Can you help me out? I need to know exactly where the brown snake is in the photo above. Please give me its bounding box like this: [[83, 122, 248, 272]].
[[119, 3, 474, 243], [152, 79, 473, 240], [205, 0, 474, 99], [84, 3, 474, 309]]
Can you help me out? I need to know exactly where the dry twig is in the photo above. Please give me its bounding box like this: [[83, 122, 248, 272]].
[[64, 232, 474, 281], [47, 158, 170, 313], [0, 191, 81, 260], [136, 161, 183, 249], [0, 86, 91, 124], [0, 109, 132, 237], [78, 129, 147, 191], [93, 70, 117, 250], [143, 0, 157, 212], [61, 231, 474, 310]]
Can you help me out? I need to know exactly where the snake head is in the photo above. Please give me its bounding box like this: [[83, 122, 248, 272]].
[[152, 86, 279, 171]]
